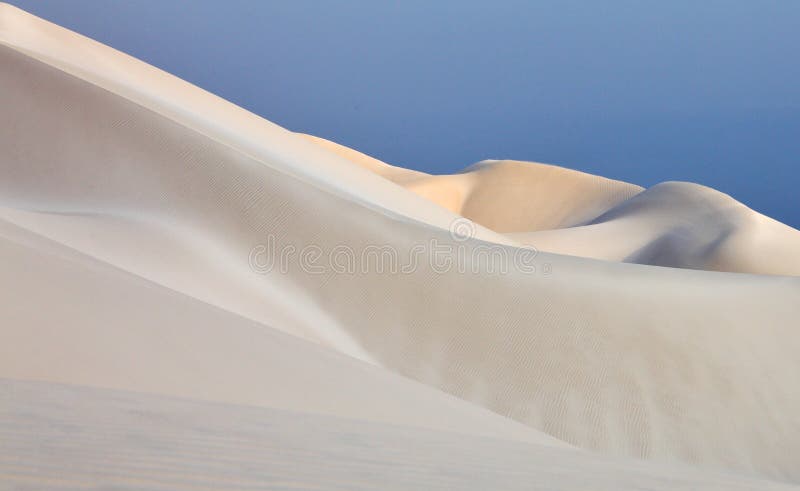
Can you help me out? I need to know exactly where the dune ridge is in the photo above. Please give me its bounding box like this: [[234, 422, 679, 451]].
[[1, 3, 799, 489], [303, 133, 800, 275], [302, 133, 646, 232], [510, 181, 800, 274]]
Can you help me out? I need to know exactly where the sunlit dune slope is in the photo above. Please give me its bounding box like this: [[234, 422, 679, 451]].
[[302, 134, 645, 232], [303, 134, 800, 275]]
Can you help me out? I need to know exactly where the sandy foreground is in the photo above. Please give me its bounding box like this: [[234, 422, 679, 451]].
[[1, 3, 799, 489]]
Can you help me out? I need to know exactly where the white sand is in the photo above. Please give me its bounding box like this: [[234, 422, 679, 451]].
[[1, 3, 799, 489], [4, 380, 797, 491], [303, 134, 800, 275]]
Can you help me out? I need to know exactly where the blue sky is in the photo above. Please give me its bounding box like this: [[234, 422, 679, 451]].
[[12, 1, 799, 228]]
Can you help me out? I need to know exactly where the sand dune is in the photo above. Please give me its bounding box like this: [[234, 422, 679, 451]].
[[303, 134, 645, 232], [511, 181, 800, 274], [303, 134, 800, 275], [0, 215, 559, 444], [1, 3, 799, 489]]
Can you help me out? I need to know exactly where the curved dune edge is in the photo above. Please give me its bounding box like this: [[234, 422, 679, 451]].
[[0, 3, 512, 247], [1, 3, 800, 489], [302, 134, 800, 276], [511, 181, 800, 275], [301, 133, 646, 233]]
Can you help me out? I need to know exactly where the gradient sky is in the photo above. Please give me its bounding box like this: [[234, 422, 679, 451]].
[[12, 0, 800, 228]]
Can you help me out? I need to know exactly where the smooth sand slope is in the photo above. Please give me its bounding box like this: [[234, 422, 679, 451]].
[[4, 380, 798, 491], [1, 3, 799, 489], [0, 216, 561, 445]]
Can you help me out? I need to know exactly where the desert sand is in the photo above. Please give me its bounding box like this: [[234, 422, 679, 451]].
[[1, 3, 799, 489]]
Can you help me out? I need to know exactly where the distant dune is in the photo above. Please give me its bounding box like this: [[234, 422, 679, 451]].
[[303, 133, 800, 275], [1, 3, 799, 490]]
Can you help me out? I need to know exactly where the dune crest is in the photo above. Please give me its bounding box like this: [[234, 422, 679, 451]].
[[303, 134, 800, 275], [1, 4, 799, 489], [510, 181, 800, 274], [302, 134, 645, 232]]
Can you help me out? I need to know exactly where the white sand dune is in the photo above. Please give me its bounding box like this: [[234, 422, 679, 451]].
[[303, 134, 645, 232], [303, 134, 800, 275], [510, 181, 800, 274], [1, 3, 799, 489]]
